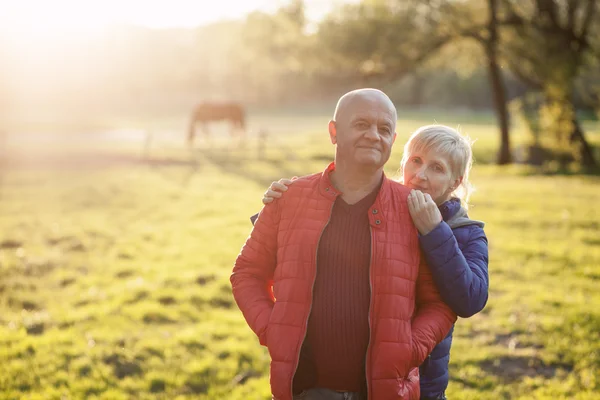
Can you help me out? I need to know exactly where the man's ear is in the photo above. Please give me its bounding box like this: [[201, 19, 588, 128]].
[[328, 120, 337, 144], [392, 132, 397, 144]]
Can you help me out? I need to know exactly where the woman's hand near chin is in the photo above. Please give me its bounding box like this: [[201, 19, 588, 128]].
[[407, 189, 442, 235]]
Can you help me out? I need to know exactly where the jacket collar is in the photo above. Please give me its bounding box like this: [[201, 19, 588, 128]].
[[439, 197, 462, 222], [318, 162, 390, 198], [442, 198, 486, 228], [318, 162, 342, 198], [319, 162, 392, 229]]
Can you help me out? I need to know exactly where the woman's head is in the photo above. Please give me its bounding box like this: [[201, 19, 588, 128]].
[[400, 125, 474, 207]]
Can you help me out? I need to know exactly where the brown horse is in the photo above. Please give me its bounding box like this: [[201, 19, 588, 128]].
[[187, 102, 246, 146]]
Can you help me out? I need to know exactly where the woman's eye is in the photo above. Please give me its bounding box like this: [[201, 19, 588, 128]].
[[433, 164, 443, 172], [411, 158, 421, 164]]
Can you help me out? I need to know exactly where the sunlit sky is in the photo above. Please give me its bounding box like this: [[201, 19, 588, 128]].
[[1, 0, 355, 37]]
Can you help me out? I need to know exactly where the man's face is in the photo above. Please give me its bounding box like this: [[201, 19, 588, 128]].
[[330, 97, 397, 169]]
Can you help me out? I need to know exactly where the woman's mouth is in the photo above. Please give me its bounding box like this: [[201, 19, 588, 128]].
[[408, 183, 427, 192]]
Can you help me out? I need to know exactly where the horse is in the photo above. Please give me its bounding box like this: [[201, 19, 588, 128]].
[[187, 102, 246, 146]]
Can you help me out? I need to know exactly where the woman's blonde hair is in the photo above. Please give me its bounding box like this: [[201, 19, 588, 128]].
[[399, 124, 475, 208]]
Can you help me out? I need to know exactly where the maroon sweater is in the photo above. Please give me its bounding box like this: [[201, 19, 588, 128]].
[[293, 187, 379, 394]]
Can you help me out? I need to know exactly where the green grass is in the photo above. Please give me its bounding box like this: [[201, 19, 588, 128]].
[[0, 110, 598, 399]]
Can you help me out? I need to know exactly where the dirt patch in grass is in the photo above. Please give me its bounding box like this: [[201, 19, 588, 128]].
[[477, 355, 572, 383], [103, 353, 144, 379], [0, 239, 23, 249], [195, 274, 216, 286]]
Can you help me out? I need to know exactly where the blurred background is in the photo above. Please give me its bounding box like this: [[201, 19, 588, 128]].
[[0, 1, 598, 399]]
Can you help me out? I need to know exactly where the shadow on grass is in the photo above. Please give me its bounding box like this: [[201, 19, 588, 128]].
[[198, 147, 313, 188], [525, 166, 600, 177], [451, 356, 573, 391], [478, 355, 573, 383]]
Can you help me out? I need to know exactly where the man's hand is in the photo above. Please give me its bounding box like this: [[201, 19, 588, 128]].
[[262, 177, 296, 204], [407, 190, 442, 236]]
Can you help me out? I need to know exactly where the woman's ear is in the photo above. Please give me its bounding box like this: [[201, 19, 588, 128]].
[[451, 176, 464, 191]]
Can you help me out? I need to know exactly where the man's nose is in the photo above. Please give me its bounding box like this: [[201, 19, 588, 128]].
[[364, 125, 380, 140]]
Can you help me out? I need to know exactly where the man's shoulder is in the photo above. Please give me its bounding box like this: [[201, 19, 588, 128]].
[[378, 178, 412, 220], [293, 172, 321, 184], [285, 172, 321, 192], [383, 178, 411, 197]]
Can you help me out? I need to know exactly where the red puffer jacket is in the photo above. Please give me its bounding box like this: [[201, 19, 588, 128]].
[[231, 163, 457, 400]]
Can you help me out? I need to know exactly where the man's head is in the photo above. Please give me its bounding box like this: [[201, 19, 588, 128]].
[[329, 89, 397, 171]]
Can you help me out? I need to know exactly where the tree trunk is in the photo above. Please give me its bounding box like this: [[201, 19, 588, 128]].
[[570, 117, 598, 169], [487, 0, 512, 165]]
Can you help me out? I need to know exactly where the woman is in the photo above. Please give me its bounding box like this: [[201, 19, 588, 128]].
[[257, 125, 489, 400]]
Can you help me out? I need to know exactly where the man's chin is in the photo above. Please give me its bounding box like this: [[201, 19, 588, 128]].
[[355, 156, 386, 169]]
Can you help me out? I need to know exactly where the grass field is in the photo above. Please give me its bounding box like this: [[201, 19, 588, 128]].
[[0, 110, 599, 399]]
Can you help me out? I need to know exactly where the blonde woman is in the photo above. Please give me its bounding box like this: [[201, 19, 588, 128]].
[[257, 125, 489, 400]]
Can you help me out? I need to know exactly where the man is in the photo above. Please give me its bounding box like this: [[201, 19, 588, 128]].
[[231, 89, 457, 400]]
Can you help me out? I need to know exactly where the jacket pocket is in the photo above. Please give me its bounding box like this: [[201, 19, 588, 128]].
[[263, 305, 277, 348], [258, 307, 275, 346]]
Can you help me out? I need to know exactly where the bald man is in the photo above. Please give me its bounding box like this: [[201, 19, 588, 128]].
[[231, 89, 456, 400]]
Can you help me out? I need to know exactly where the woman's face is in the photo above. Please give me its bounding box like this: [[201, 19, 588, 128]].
[[402, 148, 461, 205]]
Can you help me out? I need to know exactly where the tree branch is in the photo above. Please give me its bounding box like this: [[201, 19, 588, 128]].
[[579, 0, 597, 41], [383, 35, 454, 81], [501, 47, 543, 89], [567, 0, 582, 32], [458, 26, 487, 43], [498, 15, 526, 27], [535, 0, 560, 28], [501, 0, 526, 25]]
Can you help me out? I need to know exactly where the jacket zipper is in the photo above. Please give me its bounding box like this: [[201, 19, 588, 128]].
[[289, 201, 335, 399], [364, 224, 375, 399]]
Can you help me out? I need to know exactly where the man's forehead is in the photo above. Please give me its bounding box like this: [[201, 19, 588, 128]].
[[351, 110, 395, 122]]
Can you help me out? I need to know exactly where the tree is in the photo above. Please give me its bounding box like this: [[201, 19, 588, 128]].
[[500, 0, 600, 168], [315, 0, 515, 164], [444, 0, 514, 164], [486, 0, 512, 164], [315, 1, 452, 83], [229, 0, 315, 104]]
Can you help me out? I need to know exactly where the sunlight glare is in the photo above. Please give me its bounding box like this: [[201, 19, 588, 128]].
[[2, 1, 112, 40]]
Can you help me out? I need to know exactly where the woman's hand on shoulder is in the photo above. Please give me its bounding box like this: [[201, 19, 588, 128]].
[[407, 189, 442, 236], [262, 177, 296, 204]]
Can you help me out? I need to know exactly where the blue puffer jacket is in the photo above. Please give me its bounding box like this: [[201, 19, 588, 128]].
[[418, 198, 489, 399]]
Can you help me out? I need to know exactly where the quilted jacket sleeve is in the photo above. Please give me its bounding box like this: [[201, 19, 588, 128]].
[[231, 202, 280, 346], [419, 222, 489, 318], [410, 254, 457, 367]]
